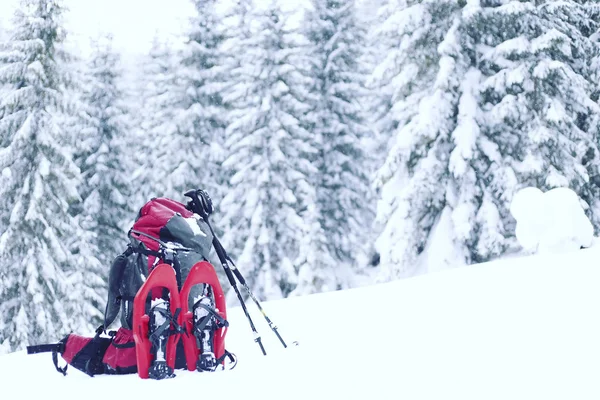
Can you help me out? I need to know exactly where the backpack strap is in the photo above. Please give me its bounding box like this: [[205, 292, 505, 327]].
[[26, 343, 63, 354], [129, 242, 183, 289], [52, 350, 68, 376], [104, 243, 183, 331], [129, 243, 161, 258], [104, 249, 134, 328], [27, 340, 68, 376]]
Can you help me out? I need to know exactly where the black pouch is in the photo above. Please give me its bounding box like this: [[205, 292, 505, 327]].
[[62, 327, 112, 377], [28, 327, 113, 377]]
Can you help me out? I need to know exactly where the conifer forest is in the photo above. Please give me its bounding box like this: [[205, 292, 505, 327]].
[[0, 0, 599, 353]]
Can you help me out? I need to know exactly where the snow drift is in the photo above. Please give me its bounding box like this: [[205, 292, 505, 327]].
[[511, 186, 594, 253], [2, 245, 600, 399]]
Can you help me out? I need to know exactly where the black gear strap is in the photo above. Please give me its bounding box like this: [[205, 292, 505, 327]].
[[128, 241, 183, 289], [52, 350, 68, 376], [192, 300, 229, 335], [128, 243, 161, 259], [213, 350, 237, 371], [149, 307, 184, 345], [26, 342, 68, 376], [26, 343, 63, 354]]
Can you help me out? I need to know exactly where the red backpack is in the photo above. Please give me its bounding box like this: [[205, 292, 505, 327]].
[[28, 197, 234, 378]]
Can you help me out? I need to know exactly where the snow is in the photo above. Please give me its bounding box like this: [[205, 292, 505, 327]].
[[511, 187, 594, 254], [2, 247, 600, 399], [422, 206, 466, 273], [449, 68, 481, 178]]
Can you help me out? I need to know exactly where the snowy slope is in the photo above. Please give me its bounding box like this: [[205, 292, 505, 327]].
[[2, 248, 600, 400]]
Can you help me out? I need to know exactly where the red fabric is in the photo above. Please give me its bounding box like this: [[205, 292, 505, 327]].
[[102, 328, 137, 369], [132, 198, 192, 299], [62, 335, 92, 363], [132, 198, 193, 251]]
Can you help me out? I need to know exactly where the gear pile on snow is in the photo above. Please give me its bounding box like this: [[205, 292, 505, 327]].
[[27, 189, 289, 379]]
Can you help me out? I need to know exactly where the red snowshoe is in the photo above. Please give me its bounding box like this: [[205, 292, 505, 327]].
[[180, 261, 229, 372], [132, 263, 182, 379], [132, 260, 231, 379]]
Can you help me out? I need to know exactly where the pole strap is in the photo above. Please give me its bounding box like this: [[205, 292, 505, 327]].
[[208, 221, 288, 349]]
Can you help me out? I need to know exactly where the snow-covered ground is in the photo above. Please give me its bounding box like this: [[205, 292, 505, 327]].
[[2, 246, 600, 399]]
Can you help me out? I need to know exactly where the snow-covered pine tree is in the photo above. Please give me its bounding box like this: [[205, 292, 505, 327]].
[[479, 0, 600, 238], [0, 0, 93, 352], [221, 3, 315, 299], [58, 54, 106, 332], [372, 0, 600, 280], [178, 0, 229, 204], [223, 0, 253, 42], [292, 0, 374, 296], [132, 36, 188, 205], [74, 35, 132, 267], [216, 0, 254, 201], [586, 3, 600, 166], [371, 0, 467, 279], [367, 0, 409, 155]]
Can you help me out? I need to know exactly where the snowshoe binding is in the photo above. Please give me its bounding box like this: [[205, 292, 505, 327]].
[[192, 295, 221, 371], [148, 300, 179, 379]]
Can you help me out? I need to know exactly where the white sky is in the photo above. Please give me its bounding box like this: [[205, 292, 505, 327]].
[[0, 0, 374, 62], [0, 0, 197, 57]]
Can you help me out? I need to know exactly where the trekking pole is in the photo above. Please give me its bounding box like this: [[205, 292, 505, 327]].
[[213, 239, 288, 349], [184, 190, 266, 356], [185, 189, 289, 348], [225, 265, 267, 356]]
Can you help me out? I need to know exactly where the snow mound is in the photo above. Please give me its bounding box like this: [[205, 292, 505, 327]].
[[2, 247, 600, 399], [510, 186, 593, 253]]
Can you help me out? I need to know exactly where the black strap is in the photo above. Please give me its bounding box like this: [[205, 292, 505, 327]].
[[192, 301, 229, 335], [111, 341, 136, 349], [129, 242, 183, 289], [129, 244, 161, 259], [149, 307, 184, 345], [105, 330, 136, 348], [26, 343, 63, 354], [214, 350, 237, 371], [123, 245, 134, 257], [52, 351, 68, 376], [26, 341, 68, 376], [172, 256, 183, 291]]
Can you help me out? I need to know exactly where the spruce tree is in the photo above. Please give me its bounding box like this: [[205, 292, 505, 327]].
[[133, 37, 188, 204], [367, 0, 410, 153], [479, 0, 600, 241], [74, 36, 131, 266], [591, 5, 600, 145], [178, 0, 229, 203], [0, 0, 92, 352], [221, 4, 314, 299], [292, 0, 374, 296], [371, 0, 600, 280]]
